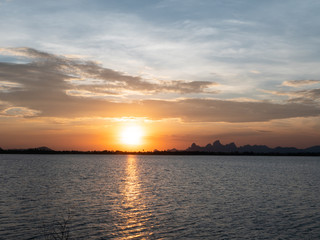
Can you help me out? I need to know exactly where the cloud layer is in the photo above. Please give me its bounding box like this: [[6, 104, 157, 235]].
[[1, 48, 320, 122], [282, 80, 320, 87]]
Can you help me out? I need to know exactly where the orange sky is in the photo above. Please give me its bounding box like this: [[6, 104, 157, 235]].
[[0, 48, 319, 150], [1, 113, 319, 151], [1, 1, 320, 150]]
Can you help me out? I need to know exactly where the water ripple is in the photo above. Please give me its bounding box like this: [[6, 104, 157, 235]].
[[1, 155, 320, 239]]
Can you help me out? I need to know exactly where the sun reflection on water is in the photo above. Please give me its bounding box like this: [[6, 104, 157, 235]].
[[118, 155, 153, 239]]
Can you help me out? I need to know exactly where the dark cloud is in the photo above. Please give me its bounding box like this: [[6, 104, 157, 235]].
[[265, 88, 320, 104], [298, 88, 320, 100], [1, 47, 218, 95], [69, 80, 219, 96], [1, 48, 320, 122], [287, 89, 320, 104], [137, 99, 320, 122]]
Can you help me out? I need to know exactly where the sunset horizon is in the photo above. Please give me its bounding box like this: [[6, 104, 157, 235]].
[[1, 1, 320, 239], [1, 0, 320, 151], [1, 138, 320, 153]]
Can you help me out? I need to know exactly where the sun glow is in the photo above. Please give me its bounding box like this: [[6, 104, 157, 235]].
[[120, 125, 144, 145]]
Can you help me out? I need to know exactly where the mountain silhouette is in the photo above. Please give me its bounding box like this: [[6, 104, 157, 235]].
[[186, 140, 320, 154], [1, 146, 55, 153], [31, 146, 54, 151]]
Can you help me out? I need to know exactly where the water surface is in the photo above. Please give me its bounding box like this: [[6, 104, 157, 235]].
[[1, 154, 320, 239]]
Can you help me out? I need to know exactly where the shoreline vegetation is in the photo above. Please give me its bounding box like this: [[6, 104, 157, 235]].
[[0, 150, 319, 156], [1, 140, 320, 156]]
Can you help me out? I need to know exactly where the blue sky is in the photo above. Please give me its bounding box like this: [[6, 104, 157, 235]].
[[0, 0, 320, 149], [1, 0, 320, 100]]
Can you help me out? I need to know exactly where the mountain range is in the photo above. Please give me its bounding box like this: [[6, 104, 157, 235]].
[[185, 140, 320, 154]]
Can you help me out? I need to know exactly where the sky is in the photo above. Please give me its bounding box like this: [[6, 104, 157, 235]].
[[0, 0, 320, 151]]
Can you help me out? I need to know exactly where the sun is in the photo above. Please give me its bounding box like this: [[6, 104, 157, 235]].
[[120, 125, 144, 145]]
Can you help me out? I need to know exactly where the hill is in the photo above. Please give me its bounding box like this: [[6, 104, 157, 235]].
[[186, 140, 320, 154]]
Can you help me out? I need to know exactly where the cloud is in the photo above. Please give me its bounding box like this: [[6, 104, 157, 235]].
[[282, 80, 320, 87], [0, 81, 24, 92], [1, 0, 320, 90], [300, 88, 320, 99], [138, 99, 320, 123], [0, 47, 54, 60], [1, 47, 218, 96], [68, 80, 219, 97], [1, 48, 320, 122], [264, 88, 320, 104], [1, 107, 40, 117], [287, 89, 320, 104]]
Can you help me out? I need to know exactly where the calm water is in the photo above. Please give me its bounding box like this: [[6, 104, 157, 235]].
[[1, 154, 320, 239]]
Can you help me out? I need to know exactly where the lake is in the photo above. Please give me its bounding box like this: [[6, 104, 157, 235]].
[[1, 154, 320, 239]]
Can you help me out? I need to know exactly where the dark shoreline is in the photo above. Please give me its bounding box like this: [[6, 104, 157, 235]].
[[1, 150, 319, 156]]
